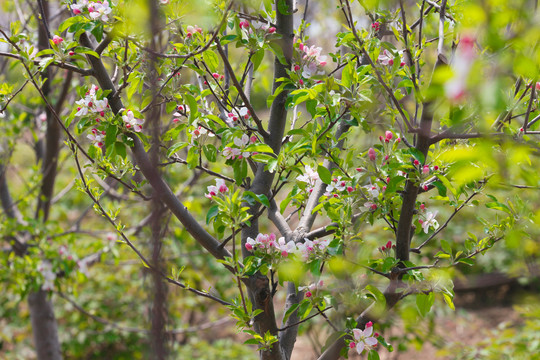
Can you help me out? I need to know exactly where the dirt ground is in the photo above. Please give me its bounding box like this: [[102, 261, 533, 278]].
[[289, 305, 519, 360]]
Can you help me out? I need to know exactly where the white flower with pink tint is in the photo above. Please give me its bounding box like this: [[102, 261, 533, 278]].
[[296, 165, 319, 192], [298, 280, 324, 298], [205, 178, 228, 199], [122, 110, 144, 132], [351, 322, 378, 354], [38, 261, 56, 291], [88, 1, 112, 22], [186, 25, 203, 37], [444, 35, 476, 101], [87, 128, 105, 147], [377, 49, 394, 66]]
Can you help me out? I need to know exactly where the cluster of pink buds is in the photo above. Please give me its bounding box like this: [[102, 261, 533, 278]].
[[324, 176, 354, 197], [371, 22, 381, 31], [70, 1, 112, 22], [186, 25, 203, 38], [226, 107, 250, 126], [298, 280, 324, 298], [212, 72, 225, 81], [293, 41, 327, 81], [205, 178, 228, 199], [239, 20, 250, 29], [379, 240, 395, 253], [52, 35, 63, 45], [122, 109, 144, 132], [222, 134, 255, 160], [379, 131, 393, 143], [87, 128, 106, 148]]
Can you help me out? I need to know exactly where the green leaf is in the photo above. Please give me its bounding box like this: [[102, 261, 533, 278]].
[[277, 0, 292, 15], [443, 292, 455, 310], [368, 350, 381, 360], [233, 160, 248, 184], [268, 41, 288, 66], [243, 191, 270, 208], [341, 62, 354, 88], [202, 144, 217, 162], [297, 300, 313, 320], [457, 258, 475, 266], [440, 239, 452, 255], [167, 142, 188, 157], [186, 146, 198, 168], [317, 165, 331, 184], [282, 303, 299, 323], [114, 141, 127, 159], [206, 205, 219, 224], [407, 148, 425, 164], [202, 50, 220, 73], [184, 93, 199, 123], [59, 16, 83, 33], [416, 292, 434, 317], [435, 174, 456, 197], [251, 49, 265, 71]]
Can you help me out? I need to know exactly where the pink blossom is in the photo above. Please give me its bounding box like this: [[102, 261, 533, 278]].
[[239, 21, 250, 29], [206, 178, 228, 199], [352, 325, 378, 354], [186, 25, 202, 37], [378, 49, 394, 66], [385, 131, 393, 141], [267, 27, 276, 33], [368, 148, 376, 161], [413, 159, 419, 166], [122, 110, 144, 132], [52, 35, 63, 45], [371, 22, 380, 31], [423, 165, 430, 174]]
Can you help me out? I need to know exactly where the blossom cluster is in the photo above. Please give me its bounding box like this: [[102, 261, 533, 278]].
[[324, 177, 354, 197], [298, 280, 324, 298], [226, 107, 250, 126], [349, 322, 378, 355], [245, 233, 330, 262], [377, 49, 405, 67], [205, 178, 229, 199], [75, 84, 112, 147], [418, 210, 439, 233], [293, 41, 327, 84], [296, 165, 319, 193], [37, 261, 56, 291], [122, 110, 144, 132], [75, 84, 109, 118], [70, 0, 113, 22], [223, 134, 256, 160]]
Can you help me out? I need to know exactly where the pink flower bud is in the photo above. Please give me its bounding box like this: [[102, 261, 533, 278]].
[[368, 148, 376, 161], [69, 51, 75, 56], [413, 159, 419, 166], [385, 131, 393, 141], [366, 321, 373, 328], [384, 155, 389, 161], [382, 185, 386, 191], [349, 342, 356, 349], [400, 62, 406, 67], [356, 167, 363, 172], [73, 9, 81, 14], [385, 241, 392, 249], [52, 35, 63, 45], [245, 243, 253, 251], [239, 21, 250, 29], [212, 73, 220, 79], [100, 111, 105, 117], [420, 203, 425, 210], [268, 27, 276, 33], [294, 64, 300, 71], [423, 184, 428, 191], [379, 135, 384, 142], [370, 203, 377, 210], [434, 165, 439, 171], [250, 135, 257, 144], [388, 59, 394, 66], [299, 79, 304, 85], [347, 186, 353, 193], [423, 165, 429, 174], [305, 291, 312, 297], [397, 137, 401, 143], [375, 332, 379, 337], [281, 250, 288, 257]]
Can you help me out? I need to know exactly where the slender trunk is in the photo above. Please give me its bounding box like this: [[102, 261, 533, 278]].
[[30, 1, 63, 358]]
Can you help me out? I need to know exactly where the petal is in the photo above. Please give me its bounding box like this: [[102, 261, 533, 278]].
[[364, 326, 373, 337], [352, 329, 362, 341], [365, 337, 378, 346], [355, 342, 365, 354]]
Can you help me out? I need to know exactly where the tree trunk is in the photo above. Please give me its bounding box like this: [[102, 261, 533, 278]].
[[28, 291, 63, 360]]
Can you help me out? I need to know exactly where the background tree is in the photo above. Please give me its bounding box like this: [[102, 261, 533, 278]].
[[0, 0, 539, 359]]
